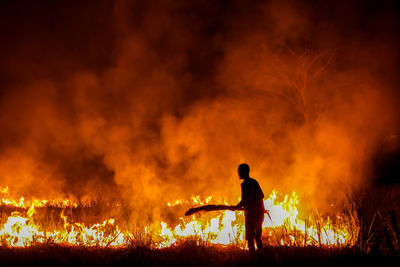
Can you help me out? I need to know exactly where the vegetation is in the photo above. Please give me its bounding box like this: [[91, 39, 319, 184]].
[[0, 186, 399, 266], [0, 243, 397, 267]]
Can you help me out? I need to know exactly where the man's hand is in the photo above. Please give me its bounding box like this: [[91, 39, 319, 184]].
[[228, 205, 243, 211]]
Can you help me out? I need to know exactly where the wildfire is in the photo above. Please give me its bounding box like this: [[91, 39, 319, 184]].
[[1, 186, 78, 209], [0, 186, 357, 248]]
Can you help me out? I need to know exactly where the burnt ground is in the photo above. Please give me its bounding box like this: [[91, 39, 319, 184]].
[[0, 245, 398, 267]]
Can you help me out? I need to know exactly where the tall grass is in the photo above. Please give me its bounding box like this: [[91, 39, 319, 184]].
[[0, 185, 399, 258]]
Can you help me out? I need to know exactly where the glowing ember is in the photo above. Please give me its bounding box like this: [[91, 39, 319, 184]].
[[0, 185, 357, 248]]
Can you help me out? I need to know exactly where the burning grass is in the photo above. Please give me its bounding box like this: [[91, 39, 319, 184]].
[[0, 186, 356, 248], [0, 185, 399, 266]]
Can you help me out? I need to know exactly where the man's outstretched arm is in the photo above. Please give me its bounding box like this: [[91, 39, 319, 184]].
[[228, 200, 244, 211], [230, 183, 245, 210], [231, 201, 244, 210]]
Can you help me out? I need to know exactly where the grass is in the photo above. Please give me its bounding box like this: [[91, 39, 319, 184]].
[[0, 243, 397, 267], [0, 185, 399, 265]]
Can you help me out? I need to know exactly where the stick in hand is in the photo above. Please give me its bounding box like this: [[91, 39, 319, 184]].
[[184, 204, 271, 222], [184, 205, 238, 216]]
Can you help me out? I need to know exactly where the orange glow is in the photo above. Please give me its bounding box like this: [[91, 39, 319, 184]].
[[0, 185, 357, 248]]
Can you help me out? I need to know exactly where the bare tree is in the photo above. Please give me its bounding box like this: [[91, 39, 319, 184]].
[[265, 49, 335, 122]]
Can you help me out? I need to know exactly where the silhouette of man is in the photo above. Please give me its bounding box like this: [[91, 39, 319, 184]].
[[232, 163, 264, 253]]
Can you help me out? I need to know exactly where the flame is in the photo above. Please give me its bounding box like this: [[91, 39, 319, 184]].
[[0, 185, 357, 248], [155, 191, 355, 248], [0, 186, 78, 209]]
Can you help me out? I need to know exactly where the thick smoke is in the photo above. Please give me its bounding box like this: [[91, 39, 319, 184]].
[[0, 0, 399, 221]]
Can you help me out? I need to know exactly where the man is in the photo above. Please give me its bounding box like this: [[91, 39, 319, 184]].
[[232, 163, 265, 252]]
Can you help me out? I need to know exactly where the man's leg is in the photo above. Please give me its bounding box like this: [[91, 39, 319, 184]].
[[248, 239, 255, 253], [255, 220, 263, 251], [245, 218, 255, 253], [255, 236, 263, 251]]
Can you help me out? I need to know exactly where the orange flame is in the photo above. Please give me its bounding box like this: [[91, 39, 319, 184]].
[[0, 185, 357, 248]]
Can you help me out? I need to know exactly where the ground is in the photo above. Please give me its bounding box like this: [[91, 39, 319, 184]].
[[0, 244, 399, 267]]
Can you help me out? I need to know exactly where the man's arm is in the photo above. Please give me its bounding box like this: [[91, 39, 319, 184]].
[[232, 199, 244, 210], [228, 200, 243, 211], [230, 183, 245, 210]]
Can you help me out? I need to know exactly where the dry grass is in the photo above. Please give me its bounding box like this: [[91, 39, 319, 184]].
[[0, 186, 399, 265], [0, 243, 396, 267]]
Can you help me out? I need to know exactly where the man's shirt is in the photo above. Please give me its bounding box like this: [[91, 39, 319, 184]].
[[240, 178, 265, 216]]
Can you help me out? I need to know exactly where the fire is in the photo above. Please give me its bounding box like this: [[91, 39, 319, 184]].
[[1, 186, 78, 209], [156, 191, 356, 248], [0, 185, 357, 248]]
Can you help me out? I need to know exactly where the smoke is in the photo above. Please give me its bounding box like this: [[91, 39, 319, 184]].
[[0, 0, 399, 220]]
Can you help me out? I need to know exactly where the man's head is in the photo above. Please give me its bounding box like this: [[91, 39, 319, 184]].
[[238, 163, 250, 179]]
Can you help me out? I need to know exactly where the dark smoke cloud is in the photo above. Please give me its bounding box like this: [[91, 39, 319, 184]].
[[0, 0, 399, 220]]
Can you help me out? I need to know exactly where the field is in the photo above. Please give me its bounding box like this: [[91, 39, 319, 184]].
[[0, 186, 399, 266], [1, 0, 399, 265], [0, 244, 397, 267]]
